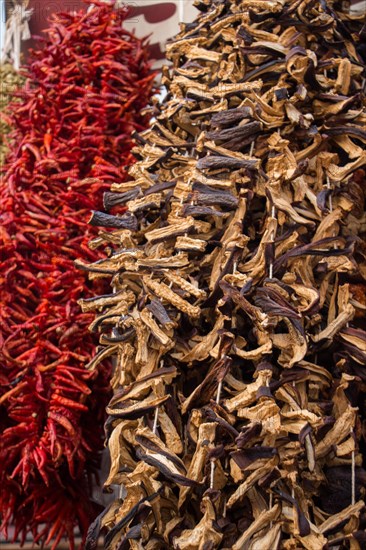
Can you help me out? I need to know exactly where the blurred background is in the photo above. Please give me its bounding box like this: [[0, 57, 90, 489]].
[[1, 0, 197, 68]]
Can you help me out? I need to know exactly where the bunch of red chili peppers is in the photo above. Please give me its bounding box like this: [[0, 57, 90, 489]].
[[0, 1, 154, 547]]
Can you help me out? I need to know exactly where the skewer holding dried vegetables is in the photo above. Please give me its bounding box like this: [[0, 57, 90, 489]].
[[83, 1, 366, 548], [0, 1, 155, 548]]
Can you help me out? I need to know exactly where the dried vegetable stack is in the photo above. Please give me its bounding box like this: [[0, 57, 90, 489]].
[[0, 1, 154, 548], [0, 64, 24, 167], [82, 0, 366, 548]]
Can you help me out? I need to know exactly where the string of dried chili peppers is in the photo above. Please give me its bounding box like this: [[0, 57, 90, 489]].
[[0, 1, 155, 548]]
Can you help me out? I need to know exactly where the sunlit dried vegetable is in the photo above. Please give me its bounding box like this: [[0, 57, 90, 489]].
[[83, 1, 366, 548]]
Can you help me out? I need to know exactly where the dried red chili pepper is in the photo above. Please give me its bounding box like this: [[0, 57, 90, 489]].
[[0, 1, 155, 547]]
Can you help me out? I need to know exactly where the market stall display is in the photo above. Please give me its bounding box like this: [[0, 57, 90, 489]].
[[0, 1, 154, 548], [81, 0, 366, 548]]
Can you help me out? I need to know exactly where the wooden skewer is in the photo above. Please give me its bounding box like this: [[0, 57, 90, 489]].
[[269, 492, 273, 528], [267, 202, 277, 520], [269, 205, 276, 279], [152, 360, 165, 435], [351, 427, 356, 505], [216, 380, 223, 405], [210, 460, 215, 489], [152, 407, 159, 434], [210, 378, 223, 489], [222, 498, 227, 518], [326, 175, 333, 213]]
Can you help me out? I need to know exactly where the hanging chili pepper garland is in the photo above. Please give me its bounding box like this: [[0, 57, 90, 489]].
[[0, 0, 155, 547], [82, 0, 366, 548]]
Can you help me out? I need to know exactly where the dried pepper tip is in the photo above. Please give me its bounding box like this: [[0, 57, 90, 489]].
[[82, 0, 366, 548], [0, 0, 155, 547]]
